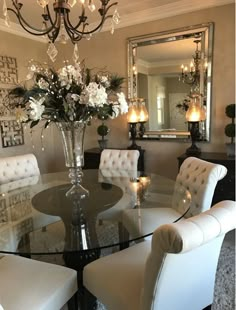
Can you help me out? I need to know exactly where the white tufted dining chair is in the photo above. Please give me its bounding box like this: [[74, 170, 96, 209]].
[[0, 154, 40, 184], [83, 200, 236, 310], [97, 149, 140, 221], [122, 156, 228, 238], [99, 149, 140, 171], [0, 154, 60, 250], [0, 254, 78, 310]]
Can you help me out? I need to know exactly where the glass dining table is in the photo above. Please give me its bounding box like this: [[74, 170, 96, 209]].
[[0, 169, 191, 309]]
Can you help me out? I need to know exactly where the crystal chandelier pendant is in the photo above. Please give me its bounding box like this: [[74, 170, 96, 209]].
[[73, 43, 80, 64], [3, 0, 10, 27], [110, 21, 115, 35], [113, 9, 121, 25], [68, 0, 77, 7], [47, 42, 58, 62], [88, 0, 96, 12], [37, 0, 49, 8]]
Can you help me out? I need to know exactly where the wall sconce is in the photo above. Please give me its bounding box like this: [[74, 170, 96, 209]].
[[185, 95, 206, 156], [127, 100, 141, 150], [138, 98, 149, 138]]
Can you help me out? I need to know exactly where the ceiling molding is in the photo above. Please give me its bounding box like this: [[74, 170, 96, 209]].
[[101, 0, 234, 32], [0, 0, 234, 42], [0, 19, 47, 43]]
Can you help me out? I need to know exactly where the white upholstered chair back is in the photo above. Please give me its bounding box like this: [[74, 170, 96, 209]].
[[0, 154, 40, 184], [99, 149, 140, 171], [172, 156, 227, 217], [142, 200, 236, 310]]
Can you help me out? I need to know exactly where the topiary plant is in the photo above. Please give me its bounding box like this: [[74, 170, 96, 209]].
[[97, 123, 109, 140], [224, 103, 235, 144], [97, 122, 109, 150]]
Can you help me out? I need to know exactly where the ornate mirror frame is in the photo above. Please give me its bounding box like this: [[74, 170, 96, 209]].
[[127, 23, 214, 141]]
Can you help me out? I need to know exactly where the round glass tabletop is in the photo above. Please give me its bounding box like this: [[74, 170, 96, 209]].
[[0, 169, 191, 255]]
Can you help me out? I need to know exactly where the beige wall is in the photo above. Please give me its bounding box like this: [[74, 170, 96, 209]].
[[0, 4, 235, 178]]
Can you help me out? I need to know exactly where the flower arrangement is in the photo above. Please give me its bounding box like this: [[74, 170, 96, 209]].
[[5, 61, 128, 128]]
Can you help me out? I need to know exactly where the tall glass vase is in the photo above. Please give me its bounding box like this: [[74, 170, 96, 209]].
[[57, 121, 89, 199]]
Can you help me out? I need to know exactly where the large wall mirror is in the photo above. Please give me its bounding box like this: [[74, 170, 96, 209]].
[[127, 23, 214, 141]]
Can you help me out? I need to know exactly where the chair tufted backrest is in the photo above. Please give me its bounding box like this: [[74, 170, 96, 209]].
[[141, 200, 236, 310], [0, 154, 40, 185], [99, 149, 140, 171], [172, 156, 227, 217]]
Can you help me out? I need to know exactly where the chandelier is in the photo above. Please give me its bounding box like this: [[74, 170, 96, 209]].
[[180, 39, 207, 88], [3, 0, 120, 61]]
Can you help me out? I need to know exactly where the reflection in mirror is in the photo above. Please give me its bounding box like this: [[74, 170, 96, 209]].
[[127, 23, 214, 140]]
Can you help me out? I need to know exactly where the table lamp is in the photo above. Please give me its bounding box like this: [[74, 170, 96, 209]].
[[185, 96, 206, 156], [127, 100, 141, 150]]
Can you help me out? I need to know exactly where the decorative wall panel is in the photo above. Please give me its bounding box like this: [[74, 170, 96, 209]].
[[0, 56, 24, 147], [0, 56, 18, 84], [0, 119, 24, 147]]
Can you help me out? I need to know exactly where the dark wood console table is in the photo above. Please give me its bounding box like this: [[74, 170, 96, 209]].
[[177, 152, 235, 205], [84, 148, 145, 171]]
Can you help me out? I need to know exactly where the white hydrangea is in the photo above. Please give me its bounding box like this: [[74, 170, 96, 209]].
[[38, 78, 49, 90], [86, 83, 108, 107], [58, 64, 82, 88], [29, 97, 45, 121]]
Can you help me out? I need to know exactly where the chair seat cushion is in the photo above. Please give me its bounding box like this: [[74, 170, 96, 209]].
[[83, 240, 151, 310], [0, 255, 77, 310]]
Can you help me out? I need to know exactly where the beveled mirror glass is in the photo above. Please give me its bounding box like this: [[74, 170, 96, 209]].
[[127, 23, 214, 141]]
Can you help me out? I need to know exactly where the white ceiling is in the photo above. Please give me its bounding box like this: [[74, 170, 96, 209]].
[[0, 0, 233, 42]]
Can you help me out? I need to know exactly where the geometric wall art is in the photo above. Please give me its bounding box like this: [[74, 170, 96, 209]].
[[0, 56, 18, 84], [0, 56, 24, 147], [0, 119, 24, 148]]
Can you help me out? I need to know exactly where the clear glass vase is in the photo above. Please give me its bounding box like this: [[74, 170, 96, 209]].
[[57, 121, 89, 199]]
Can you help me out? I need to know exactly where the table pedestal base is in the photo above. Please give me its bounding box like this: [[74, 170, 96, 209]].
[[63, 249, 101, 310]]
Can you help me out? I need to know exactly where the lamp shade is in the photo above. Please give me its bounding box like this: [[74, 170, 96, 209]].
[[127, 104, 139, 123], [139, 103, 149, 122], [186, 97, 203, 122]]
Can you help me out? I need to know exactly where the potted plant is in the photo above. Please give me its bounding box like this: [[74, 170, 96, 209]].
[[97, 122, 109, 150], [225, 103, 235, 157]]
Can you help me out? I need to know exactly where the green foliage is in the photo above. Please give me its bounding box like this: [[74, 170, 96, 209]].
[[225, 103, 235, 144], [108, 75, 125, 92], [97, 123, 109, 137], [225, 123, 235, 138], [225, 103, 235, 119]]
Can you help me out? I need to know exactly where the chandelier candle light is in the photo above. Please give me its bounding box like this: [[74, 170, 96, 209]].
[[3, 0, 120, 61], [4, 60, 128, 198]]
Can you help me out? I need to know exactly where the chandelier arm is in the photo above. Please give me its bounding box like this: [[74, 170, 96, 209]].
[[44, 4, 54, 28], [65, 2, 117, 35], [7, 8, 58, 36], [47, 13, 61, 42], [64, 5, 86, 33], [63, 11, 84, 36], [63, 17, 83, 42]]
